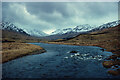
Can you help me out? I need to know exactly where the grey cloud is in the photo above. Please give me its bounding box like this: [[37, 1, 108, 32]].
[[25, 3, 71, 17], [2, 2, 118, 34]]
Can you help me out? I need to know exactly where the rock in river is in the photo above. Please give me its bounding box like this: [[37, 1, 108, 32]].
[[70, 51, 78, 53], [102, 60, 120, 68], [102, 61, 115, 68], [108, 70, 120, 76]]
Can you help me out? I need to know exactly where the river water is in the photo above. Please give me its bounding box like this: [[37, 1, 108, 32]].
[[2, 43, 120, 78]]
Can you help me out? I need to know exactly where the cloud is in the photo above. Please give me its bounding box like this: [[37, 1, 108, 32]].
[[2, 2, 118, 34]]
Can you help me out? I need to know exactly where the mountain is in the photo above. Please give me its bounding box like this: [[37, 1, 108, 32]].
[[51, 24, 94, 35], [51, 28, 73, 35], [41, 32, 80, 41], [1, 22, 48, 37], [1, 22, 45, 42], [73, 24, 95, 32], [43, 20, 120, 41], [23, 29, 48, 37], [89, 20, 120, 32], [1, 22, 28, 35], [51, 20, 120, 35]]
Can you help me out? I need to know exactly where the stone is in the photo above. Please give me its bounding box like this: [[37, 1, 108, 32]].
[[102, 61, 115, 68], [102, 60, 120, 68], [114, 65, 119, 68], [100, 48, 105, 51], [108, 70, 120, 76], [70, 51, 78, 53]]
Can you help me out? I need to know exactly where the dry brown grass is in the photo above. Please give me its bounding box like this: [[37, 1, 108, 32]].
[[2, 30, 43, 43], [2, 43, 46, 63]]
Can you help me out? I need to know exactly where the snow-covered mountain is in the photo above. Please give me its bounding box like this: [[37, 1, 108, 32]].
[[89, 20, 120, 32], [73, 24, 95, 32], [51, 24, 95, 35], [51, 28, 73, 35], [51, 20, 120, 35], [1, 22, 28, 35], [1, 22, 48, 37], [23, 29, 48, 37]]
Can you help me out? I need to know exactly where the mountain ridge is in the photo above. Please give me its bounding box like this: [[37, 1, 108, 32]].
[[51, 20, 120, 35], [1, 22, 48, 37]]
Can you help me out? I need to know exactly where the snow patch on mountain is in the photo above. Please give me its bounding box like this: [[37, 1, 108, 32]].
[[51, 20, 120, 35], [1, 22, 48, 37], [90, 20, 120, 32], [1, 22, 28, 34], [51, 24, 95, 35], [23, 29, 48, 37], [98, 20, 120, 29]]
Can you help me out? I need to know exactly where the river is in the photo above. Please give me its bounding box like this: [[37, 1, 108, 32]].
[[2, 43, 120, 78]]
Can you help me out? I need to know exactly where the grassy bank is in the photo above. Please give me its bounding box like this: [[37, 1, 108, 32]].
[[45, 25, 120, 76], [2, 42, 46, 63]]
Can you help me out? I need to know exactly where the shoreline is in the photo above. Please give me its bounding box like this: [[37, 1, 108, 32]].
[[43, 41, 120, 76], [2, 42, 120, 75], [43, 41, 119, 55], [2, 42, 46, 63]]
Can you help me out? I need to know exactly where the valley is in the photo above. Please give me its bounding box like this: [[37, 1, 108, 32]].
[[1, 20, 120, 76], [2, 2, 120, 79]]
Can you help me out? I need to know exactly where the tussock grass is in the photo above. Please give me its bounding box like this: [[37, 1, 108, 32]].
[[2, 43, 46, 63]]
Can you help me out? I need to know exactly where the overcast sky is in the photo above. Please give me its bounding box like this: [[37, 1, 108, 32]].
[[2, 2, 118, 34]]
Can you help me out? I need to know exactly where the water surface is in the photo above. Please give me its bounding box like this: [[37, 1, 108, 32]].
[[2, 43, 119, 78]]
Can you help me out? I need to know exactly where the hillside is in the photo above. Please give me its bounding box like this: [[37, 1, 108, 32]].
[[2, 29, 43, 43], [48, 24, 120, 55]]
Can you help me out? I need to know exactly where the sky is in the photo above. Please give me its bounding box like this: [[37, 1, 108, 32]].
[[2, 2, 118, 34]]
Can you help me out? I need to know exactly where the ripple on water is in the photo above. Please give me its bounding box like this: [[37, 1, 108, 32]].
[[3, 43, 118, 78], [64, 52, 107, 61]]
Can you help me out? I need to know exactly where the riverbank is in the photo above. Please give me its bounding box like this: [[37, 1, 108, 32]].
[[43, 25, 120, 76], [44, 40, 120, 76], [2, 42, 46, 63]]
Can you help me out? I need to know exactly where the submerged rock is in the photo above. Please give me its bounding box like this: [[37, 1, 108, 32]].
[[70, 51, 78, 53], [100, 48, 105, 52]]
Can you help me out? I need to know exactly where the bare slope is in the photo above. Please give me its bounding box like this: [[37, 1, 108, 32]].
[[2, 30, 43, 43]]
